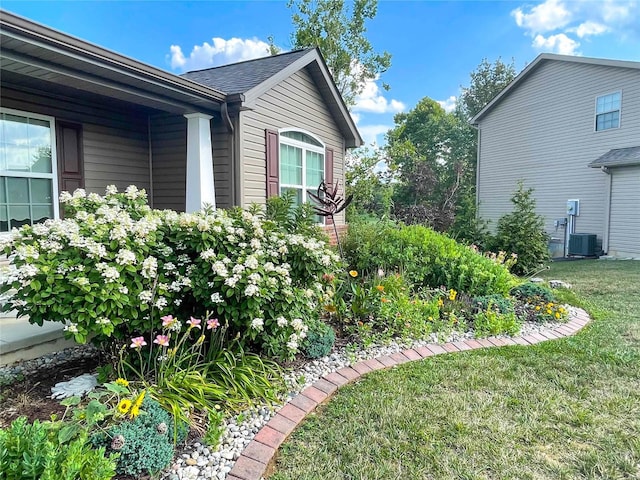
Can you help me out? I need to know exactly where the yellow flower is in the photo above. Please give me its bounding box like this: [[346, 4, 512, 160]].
[[325, 304, 337, 313], [375, 285, 385, 292], [349, 270, 358, 278], [115, 378, 129, 387], [437, 298, 444, 308], [195, 334, 205, 346], [117, 399, 132, 414], [555, 312, 561, 319], [448, 289, 457, 301], [133, 390, 146, 409], [546, 309, 552, 315], [129, 405, 140, 418], [535, 306, 541, 311], [381, 297, 389, 303]]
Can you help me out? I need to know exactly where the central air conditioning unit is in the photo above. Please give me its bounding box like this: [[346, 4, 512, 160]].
[[568, 233, 597, 256]]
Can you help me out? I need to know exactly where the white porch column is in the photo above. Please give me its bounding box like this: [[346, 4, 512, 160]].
[[184, 113, 215, 212]]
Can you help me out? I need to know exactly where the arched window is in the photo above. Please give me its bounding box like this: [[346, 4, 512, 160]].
[[278, 129, 325, 207]]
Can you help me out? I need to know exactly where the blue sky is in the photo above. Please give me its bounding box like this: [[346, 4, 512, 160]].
[[4, 0, 639, 145]]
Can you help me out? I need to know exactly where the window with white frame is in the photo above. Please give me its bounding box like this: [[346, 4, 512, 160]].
[[279, 130, 324, 218], [595, 92, 621, 131], [0, 108, 59, 232]]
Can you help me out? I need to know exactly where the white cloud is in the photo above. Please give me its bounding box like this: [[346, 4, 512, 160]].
[[353, 77, 405, 114], [512, 0, 638, 56], [571, 21, 609, 38], [357, 124, 391, 147], [169, 37, 272, 71], [532, 33, 580, 55], [350, 112, 361, 125], [437, 96, 457, 113], [512, 0, 572, 33]]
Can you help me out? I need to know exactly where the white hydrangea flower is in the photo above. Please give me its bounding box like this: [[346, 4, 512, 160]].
[[244, 255, 259, 269], [74, 277, 90, 287], [119, 285, 128, 294], [125, 185, 139, 199], [250, 318, 264, 331], [105, 185, 118, 195], [141, 256, 158, 279], [115, 249, 136, 265], [244, 284, 260, 297], [276, 316, 288, 327], [210, 292, 224, 304], [72, 188, 87, 199], [101, 266, 120, 282], [248, 273, 261, 284], [286, 339, 298, 351], [201, 249, 216, 261], [232, 264, 245, 274], [138, 290, 153, 303], [64, 323, 79, 333], [291, 318, 305, 331], [59, 191, 73, 203], [154, 297, 168, 310], [225, 275, 240, 288], [96, 317, 111, 325]]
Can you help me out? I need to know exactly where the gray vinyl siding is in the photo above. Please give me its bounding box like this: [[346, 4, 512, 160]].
[[150, 114, 233, 211], [608, 166, 640, 257], [150, 114, 186, 211], [1, 84, 151, 195], [477, 61, 640, 246], [240, 68, 346, 224]]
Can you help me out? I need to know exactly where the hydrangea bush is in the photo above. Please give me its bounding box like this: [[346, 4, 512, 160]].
[[0, 186, 339, 359]]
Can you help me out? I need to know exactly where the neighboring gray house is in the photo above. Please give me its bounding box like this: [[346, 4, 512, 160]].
[[471, 53, 640, 258], [0, 10, 361, 232]]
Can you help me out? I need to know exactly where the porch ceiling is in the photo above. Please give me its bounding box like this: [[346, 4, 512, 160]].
[[0, 11, 226, 115]]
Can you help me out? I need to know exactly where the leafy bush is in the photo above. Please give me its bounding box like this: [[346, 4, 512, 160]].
[[0, 186, 339, 359], [473, 305, 520, 337], [92, 397, 175, 477], [473, 294, 515, 314], [489, 181, 550, 275], [342, 220, 516, 297], [261, 190, 324, 238], [302, 319, 336, 358], [0, 416, 117, 480], [511, 282, 555, 303]]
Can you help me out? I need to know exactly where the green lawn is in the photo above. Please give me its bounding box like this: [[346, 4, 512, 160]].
[[269, 260, 640, 480]]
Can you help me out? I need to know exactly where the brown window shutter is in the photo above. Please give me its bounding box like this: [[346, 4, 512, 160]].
[[57, 121, 84, 194], [265, 129, 279, 198], [325, 147, 334, 225]]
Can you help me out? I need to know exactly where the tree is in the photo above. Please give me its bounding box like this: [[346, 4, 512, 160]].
[[461, 57, 516, 119], [344, 147, 392, 219], [288, 0, 391, 106]]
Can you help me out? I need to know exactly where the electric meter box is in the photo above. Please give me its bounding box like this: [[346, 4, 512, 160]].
[[567, 199, 580, 216]]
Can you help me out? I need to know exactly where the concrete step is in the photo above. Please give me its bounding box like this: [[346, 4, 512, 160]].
[[0, 316, 76, 366]]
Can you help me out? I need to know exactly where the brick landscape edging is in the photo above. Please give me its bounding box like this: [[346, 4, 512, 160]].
[[227, 308, 592, 480]]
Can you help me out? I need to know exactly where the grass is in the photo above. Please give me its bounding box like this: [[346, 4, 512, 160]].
[[269, 260, 640, 480]]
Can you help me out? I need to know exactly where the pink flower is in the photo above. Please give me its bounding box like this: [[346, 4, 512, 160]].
[[153, 334, 170, 347], [187, 317, 201, 329], [130, 336, 147, 349], [207, 318, 220, 330], [161, 315, 176, 327]]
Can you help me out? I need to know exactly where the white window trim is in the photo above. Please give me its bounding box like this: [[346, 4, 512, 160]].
[[0, 107, 60, 235], [594, 90, 622, 132], [278, 128, 325, 198]]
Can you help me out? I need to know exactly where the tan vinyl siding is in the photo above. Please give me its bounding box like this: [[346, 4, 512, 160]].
[[1, 84, 151, 195], [477, 61, 640, 246], [608, 166, 640, 257], [212, 121, 233, 209], [240, 68, 346, 223], [150, 114, 186, 211]]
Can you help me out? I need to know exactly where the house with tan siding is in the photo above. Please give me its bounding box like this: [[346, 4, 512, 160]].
[[471, 53, 640, 259], [0, 10, 361, 232], [0, 10, 361, 363]]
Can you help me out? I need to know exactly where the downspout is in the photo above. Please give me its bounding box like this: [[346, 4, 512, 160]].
[[472, 124, 481, 219], [147, 115, 154, 208], [601, 165, 612, 255], [221, 102, 235, 207]]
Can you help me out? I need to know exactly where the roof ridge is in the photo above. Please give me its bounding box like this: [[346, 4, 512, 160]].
[[182, 48, 313, 75]]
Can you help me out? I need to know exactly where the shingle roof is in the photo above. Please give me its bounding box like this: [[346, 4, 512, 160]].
[[181, 49, 313, 95], [589, 146, 640, 168]]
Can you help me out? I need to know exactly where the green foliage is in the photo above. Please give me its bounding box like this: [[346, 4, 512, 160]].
[[1, 186, 339, 360], [342, 220, 517, 297], [0, 417, 117, 480], [472, 304, 520, 337], [92, 397, 175, 477], [288, 0, 391, 107], [473, 294, 515, 314], [344, 147, 393, 220], [203, 409, 225, 447], [460, 57, 516, 119], [262, 190, 324, 238], [490, 182, 550, 275], [302, 319, 336, 358], [511, 282, 555, 303]]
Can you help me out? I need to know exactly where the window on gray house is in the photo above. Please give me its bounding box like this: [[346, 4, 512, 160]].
[[595, 92, 621, 131]]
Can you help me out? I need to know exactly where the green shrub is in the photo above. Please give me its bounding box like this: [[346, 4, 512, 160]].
[[473, 305, 520, 337], [302, 319, 336, 358], [92, 397, 176, 477], [0, 186, 340, 360], [489, 181, 550, 275], [473, 294, 515, 314], [511, 282, 555, 303], [342, 220, 516, 297], [0, 416, 117, 480]]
